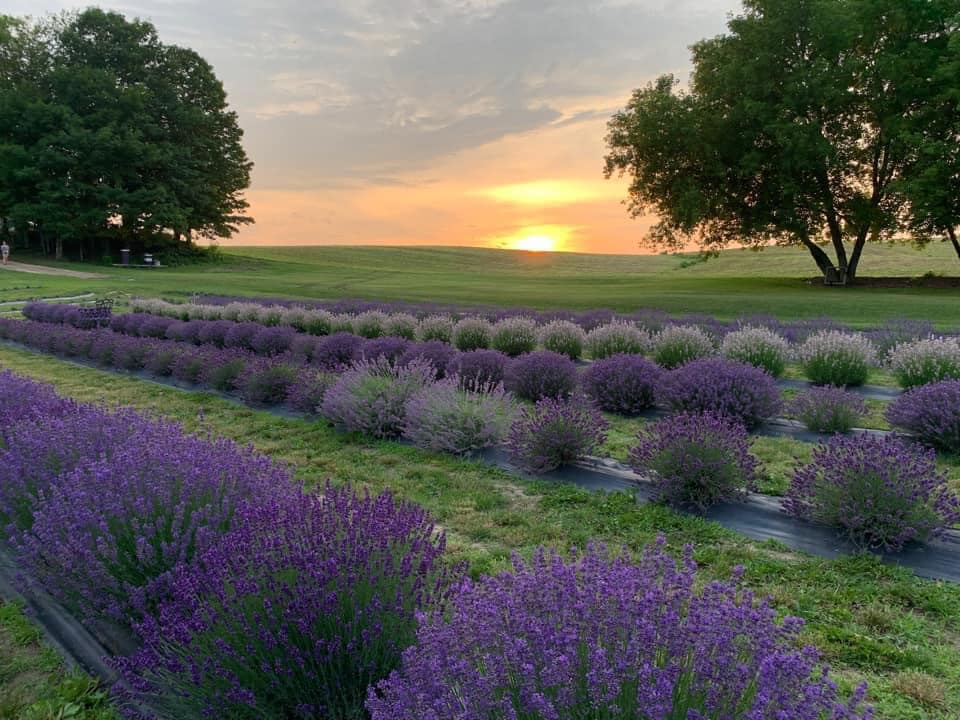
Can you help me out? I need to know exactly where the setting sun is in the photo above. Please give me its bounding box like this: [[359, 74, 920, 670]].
[[511, 234, 557, 252]]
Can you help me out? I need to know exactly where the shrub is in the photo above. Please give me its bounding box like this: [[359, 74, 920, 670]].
[[285, 368, 337, 414], [353, 310, 390, 338], [720, 326, 790, 377], [658, 358, 781, 429], [506, 395, 608, 472], [652, 324, 715, 369], [256, 305, 285, 327], [143, 344, 182, 377], [886, 380, 960, 454], [887, 337, 960, 389], [490, 316, 538, 357], [222, 321, 262, 350], [581, 353, 661, 415], [196, 319, 233, 348], [452, 316, 492, 351], [288, 333, 319, 362], [322, 357, 436, 438], [236, 360, 299, 405], [139, 315, 176, 339], [785, 434, 960, 551], [538, 319, 586, 360], [505, 350, 578, 401], [361, 336, 411, 365], [120, 486, 452, 720], [450, 349, 509, 392], [798, 331, 876, 386], [787, 386, 868, 434], [384, 313, 419, 340], [399, 340, 457, 378], [111, 335, 149, 370], [403, 379, 514, 455], [866, 318, 936, 358], [313, 331, 363, 370], [249, 325, 296, 356], [169, 347, 208, 383], [584, 321, 649, 359], [367, 538, 869, 720], [630, 413, 758, 509], [417, 314, 454, 343], [330, 313, 356, 334], [164, 320, 199, 344], [16, 424, 290, 627], [198, 351, 250, 392], [303, 308, 335, 335]]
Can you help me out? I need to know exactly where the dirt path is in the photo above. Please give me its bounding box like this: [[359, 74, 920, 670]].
[[0, 261, 106, 279]]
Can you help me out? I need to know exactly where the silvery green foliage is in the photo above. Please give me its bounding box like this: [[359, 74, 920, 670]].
[[720, 326, 790, 377], [490, 316, 538, 356], [652, 324, 716, 369], [584, 321, 650, 359], [353, 310, 391, 338], [797, 331, 876, 386], [538, 320, 587, 360], [417, 314, 455, 343], [384, 313, 420, 340], [453, 316, 493, 351], [886, 336, 960, 389]]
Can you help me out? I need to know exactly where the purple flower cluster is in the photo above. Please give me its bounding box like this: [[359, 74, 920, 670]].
[[285, 368, 337, 414], [506, 394, 608, 472], [361, 335, 411, 365], [785, 434, 960, 551], [581, 353, 661, 414], [886, 380, 960, 454], [504, 350, 578, 401], [450, 349, 508, 393], [630, 413, 759, 509], [658, 358, 782, 429], [399, 340, 457, 378], [368, 538, 871, 720], [119, 486, 453, 719], [787, 386, 868, 434]]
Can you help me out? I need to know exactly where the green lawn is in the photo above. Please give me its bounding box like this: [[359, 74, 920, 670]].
[[1, 241, 959, 327], [1, 345, 959, 720]]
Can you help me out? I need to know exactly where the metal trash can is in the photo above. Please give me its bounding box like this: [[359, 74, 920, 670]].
[[120, 248, 130, 266], [143, 253, 153, 266]]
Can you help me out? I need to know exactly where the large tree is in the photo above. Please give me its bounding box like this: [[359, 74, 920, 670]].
[[604, 0, 960, 284], [0, 9, 252, 260]]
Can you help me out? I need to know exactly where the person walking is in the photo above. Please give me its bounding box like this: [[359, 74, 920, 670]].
[[0, 240, 9, 266]]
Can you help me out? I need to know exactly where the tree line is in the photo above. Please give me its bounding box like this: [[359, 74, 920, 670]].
[[605, 0, 960, 284], [0, 9, 252, 262]]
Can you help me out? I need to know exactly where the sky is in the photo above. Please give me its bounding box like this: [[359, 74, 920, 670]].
[[12, 0, 742, 253]]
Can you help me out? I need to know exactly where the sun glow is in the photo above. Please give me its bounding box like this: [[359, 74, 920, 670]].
[[511, 234, 557, 252], [475, 180, 610, 206]]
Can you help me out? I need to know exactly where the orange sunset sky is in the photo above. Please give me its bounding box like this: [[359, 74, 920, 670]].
[[18, 0, 742, 253]]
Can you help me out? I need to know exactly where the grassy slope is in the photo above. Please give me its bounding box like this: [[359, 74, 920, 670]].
[[1, 242, 959, 326], [1, 345, 958, 720]]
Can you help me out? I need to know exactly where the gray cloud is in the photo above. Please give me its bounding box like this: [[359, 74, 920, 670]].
[[10, 0, 740, 190]]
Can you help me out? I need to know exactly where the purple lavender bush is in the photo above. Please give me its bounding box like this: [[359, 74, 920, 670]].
[[362, 335, 411, 365], [313, 331, 363, 370], [450, 349, 509, 393], [0, 370, 77, 435], [235, 359, 299, 405], [490, 316, 538, 357], [285, 368, 337, 414], [195, 319, 233, 348], [322, 357, 436, 438], [538, 319, 587, 360], [403, 378, 515, 455], [170, 346, 209, 383], [119, 486, 453, 719], [16, 422, 292, 627], [658, 358, 781, 429], [399, 340, 457, 378], [785, 434, 960, 551], [249, 325, 297, 356], [506, 394, 608, 472], [198, 349, 251, 392], [582, 353, 661, 415], [787, 386, 868, 434], [630, 413, 759, 509], [504, 350, 578, 401], [222, 321, 263, 350], [886, 380, 960, 454], [367, 538, 870, 720]]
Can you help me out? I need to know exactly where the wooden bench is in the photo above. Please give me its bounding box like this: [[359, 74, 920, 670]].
[[77, 299, 114, 327]]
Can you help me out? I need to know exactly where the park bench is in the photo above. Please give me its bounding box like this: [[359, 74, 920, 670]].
[[77, 298, 114, 327]]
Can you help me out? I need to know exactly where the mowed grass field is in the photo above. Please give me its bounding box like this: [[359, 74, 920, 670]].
[[1, 241, 959, 326]]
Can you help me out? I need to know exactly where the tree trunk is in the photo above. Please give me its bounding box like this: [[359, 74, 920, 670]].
[[797, 233, 840, 282], [55, 235, 63, 261], [949, 227, 960, 261], [844, 227, 871, 285]]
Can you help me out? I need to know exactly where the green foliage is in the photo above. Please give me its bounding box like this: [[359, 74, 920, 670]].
[[604, 0, 960, 283], [0, 9, 252, 261]]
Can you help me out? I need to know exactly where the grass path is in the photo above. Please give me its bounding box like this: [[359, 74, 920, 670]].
[[1, 345, 958, 719]]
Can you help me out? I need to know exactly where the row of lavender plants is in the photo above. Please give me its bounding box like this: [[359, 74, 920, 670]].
[[3, 316, 959, 554], [0, 370, 870, 719], [4, 316, 960, 455], [25, 300, 960, 388]]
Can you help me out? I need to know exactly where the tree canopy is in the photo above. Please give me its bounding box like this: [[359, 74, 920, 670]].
[[0, 9, 253, 261], [604, 0, 960, 284]]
